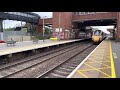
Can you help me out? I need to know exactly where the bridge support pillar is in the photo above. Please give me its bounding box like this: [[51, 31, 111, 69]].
[[0, 19, 3, 40], [0, 19, 3, 32], [116, 13, 120, 41], [112, 25, 116, 40]]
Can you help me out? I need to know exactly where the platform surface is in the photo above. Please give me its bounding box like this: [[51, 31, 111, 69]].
[[67, 39, 116, 78], [111, 40, 120, 78], [0, 39, 83, 56]]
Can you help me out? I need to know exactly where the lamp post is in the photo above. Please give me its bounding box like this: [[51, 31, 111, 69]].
[[43, 16, 46, 42], [21, 20, 23, 41], [58, 12, 61, 41], [3, 20, 5, 31]]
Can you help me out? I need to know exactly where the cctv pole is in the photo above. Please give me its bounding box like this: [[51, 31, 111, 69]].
[[58, 12, 61, 41], [4, 20, 5, 30], [43, 17, 45, 42], [21, 19, 23, 41]]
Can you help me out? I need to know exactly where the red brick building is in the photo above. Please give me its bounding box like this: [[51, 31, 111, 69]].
[[37, 12, 120, 40]]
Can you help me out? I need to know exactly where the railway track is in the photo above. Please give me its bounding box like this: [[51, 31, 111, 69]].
[[0, 40, 92, 78], [37, 44, 96, 78], [0, 41, 86, 71]]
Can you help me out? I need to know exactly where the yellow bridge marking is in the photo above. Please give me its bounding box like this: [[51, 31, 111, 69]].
[[109, 41, 116, 78], [84, 63, 111, 78], [77, 70, 88, 78]]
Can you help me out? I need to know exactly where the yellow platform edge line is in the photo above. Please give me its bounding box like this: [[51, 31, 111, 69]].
[[109, 40, 116, 78]]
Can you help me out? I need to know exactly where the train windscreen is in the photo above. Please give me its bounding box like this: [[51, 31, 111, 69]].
[[94, 30, 101, 36]]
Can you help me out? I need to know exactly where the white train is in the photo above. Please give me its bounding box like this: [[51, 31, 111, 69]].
[[92, 30, 107, 44]]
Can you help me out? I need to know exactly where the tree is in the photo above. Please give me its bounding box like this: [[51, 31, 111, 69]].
[[44, 27, 50, 34], [4, 27, 15, 31], [44, 27, 52, 39]]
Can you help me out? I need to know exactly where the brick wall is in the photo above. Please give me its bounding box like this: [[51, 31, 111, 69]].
[[72, 12, 117, 21], [52, 12, 73, 39], [117, 12, 120, 40], [36, 12, 119, 40]]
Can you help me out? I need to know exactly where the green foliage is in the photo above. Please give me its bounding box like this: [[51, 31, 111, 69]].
[[4, 27, 15, 31], [44, 27, 50, 34], [21, 28, 27, 32], [35, 35, 44, 40], [44, 27, 52, 39]]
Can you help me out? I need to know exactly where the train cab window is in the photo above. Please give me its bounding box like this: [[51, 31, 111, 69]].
[[94, 30, 101, 36]]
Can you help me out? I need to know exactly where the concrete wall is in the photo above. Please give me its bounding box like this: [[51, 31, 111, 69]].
[[7, 36, 31, 42]]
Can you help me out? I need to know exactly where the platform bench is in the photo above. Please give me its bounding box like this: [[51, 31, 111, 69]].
[[6, 41, 16, 46], [33, 39, 39, 44]]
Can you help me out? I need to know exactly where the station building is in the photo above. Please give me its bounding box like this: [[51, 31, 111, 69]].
[[37, 12, 120, 40]]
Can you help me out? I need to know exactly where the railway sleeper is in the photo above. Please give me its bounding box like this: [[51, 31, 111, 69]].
[[67, 61, 81, 64], [61, 65, 76, 69], [57, 67, 72, 73], [64, 63, 78, 67], [53, 70, 70, 75], [59, 67, 73, 72], [50, 73, 66, 78]]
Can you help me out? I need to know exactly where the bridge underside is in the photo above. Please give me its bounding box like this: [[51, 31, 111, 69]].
[[73, 19, 117, 27], [72, 19, 117, 39]]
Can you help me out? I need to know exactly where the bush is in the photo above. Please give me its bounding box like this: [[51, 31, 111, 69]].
[[35, 35, 44, 40]]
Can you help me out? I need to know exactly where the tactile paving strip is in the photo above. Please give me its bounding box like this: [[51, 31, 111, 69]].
[[70, 40, 116, 78]]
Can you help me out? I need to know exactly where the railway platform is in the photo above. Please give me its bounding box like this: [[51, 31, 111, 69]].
[[0, 39, 88, 56], [111, 40, 120, 78], [67, 38, 117, 78]]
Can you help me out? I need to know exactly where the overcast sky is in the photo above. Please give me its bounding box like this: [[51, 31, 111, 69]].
[[3, 12, 112, 34], [33, 12, 52, 18]]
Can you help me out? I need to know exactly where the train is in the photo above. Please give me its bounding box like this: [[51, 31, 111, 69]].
[[92, 30, 107, 44]]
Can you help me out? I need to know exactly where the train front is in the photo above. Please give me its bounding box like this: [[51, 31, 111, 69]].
[[92, 30, 102, 44]]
